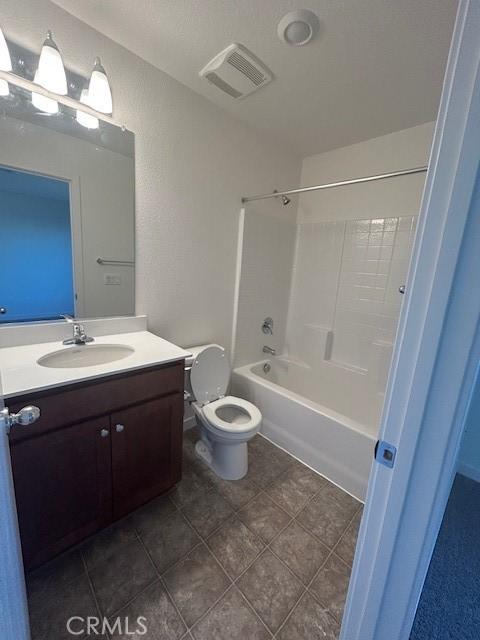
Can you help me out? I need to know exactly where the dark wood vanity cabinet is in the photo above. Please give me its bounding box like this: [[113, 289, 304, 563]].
[[8, 361, 184, 570]]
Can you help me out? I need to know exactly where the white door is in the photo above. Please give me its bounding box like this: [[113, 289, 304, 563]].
[[0, 375, 33, 639], [341, 1, 480, 639]]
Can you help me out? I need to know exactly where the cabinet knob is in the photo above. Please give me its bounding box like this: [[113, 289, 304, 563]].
[[115, 424, 125, 433], [100, 428, 109, 438]]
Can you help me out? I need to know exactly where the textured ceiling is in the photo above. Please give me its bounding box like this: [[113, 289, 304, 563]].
[[51, 0, 458, 157]]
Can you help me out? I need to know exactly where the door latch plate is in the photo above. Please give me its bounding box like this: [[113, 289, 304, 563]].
[[375, 440, 397, 468]]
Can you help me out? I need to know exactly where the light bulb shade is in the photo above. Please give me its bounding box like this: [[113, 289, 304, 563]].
[[88, 57, 112, 114], [36, 31, 67, 95], [76, 89, 99, 129], [0, 26, 12, 71], [32, 70, 58, 113], [0, 78, 9, 97]]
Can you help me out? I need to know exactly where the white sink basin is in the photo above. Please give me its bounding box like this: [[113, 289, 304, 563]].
[[37, 344, 135, 368]]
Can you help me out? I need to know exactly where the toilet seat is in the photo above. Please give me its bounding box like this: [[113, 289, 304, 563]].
[[202, 395, 262, 433]]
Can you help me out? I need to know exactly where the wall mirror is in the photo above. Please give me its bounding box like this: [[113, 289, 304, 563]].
[[0, 43, 135, 323]]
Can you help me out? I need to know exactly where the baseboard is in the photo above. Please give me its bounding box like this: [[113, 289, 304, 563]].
[[183, 415, 196, 431], [457, 462, 480, 483]]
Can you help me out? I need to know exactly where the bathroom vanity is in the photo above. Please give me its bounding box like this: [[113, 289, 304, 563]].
[[1, 322, 190, 571]]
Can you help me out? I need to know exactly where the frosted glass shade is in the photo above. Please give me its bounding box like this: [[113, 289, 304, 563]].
[[36, 31, 67, 95], [32, 70, 58, 113], [0, 26, 12, 72], [88, 57, 112, 114], [0, 25, 12, 96], [76, 89, 99, 129]]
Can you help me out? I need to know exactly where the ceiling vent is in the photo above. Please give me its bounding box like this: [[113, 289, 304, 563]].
[[200, 43, 272, 99]]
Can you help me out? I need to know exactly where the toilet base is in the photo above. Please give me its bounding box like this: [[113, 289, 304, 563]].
[[195, 434, 248, 481]]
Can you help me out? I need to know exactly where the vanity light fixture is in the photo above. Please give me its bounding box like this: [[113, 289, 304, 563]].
[[76, 88, 99, 129], [87, 57, 112, 114], [0, 25, 12, 97], [0, 29, 117, 124], [35, 31, 67, 95]]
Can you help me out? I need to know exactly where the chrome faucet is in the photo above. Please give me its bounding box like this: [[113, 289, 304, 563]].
[[263, 345, 276, 356], [61, 315, 94, 345]]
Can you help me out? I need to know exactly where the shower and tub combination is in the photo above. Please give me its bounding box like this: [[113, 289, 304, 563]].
[[231, 166, 424, 499]]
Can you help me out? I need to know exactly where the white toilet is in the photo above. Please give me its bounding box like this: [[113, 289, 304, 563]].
[[186, 344, 262, 480]]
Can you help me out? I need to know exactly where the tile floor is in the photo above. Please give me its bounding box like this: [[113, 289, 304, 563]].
[[26, 428, 363, 640]]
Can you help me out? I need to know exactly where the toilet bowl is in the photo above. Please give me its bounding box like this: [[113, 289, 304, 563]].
[[186, 344, 261, 480]]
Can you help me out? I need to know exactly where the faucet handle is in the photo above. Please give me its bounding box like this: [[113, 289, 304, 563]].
[[73, 323, 85, 337], [262, 317, 274, 335]]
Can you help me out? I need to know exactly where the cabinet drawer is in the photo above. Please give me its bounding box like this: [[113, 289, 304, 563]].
[[8, 361, 184, 442]]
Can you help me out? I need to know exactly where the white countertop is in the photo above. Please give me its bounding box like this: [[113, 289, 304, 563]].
[[0, 330, 191, 399]]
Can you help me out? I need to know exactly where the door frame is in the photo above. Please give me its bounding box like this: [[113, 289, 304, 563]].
[[341, 1, 480, 639], [0, 388, 30, 638]]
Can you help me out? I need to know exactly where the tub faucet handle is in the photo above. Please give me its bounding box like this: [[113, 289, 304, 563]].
[[262, 317, 274, 335]]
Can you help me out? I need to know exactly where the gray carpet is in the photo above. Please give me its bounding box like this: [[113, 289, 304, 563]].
[[410, 474, 480, 640]]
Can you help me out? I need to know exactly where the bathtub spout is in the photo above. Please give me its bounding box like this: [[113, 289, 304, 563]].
[[263, 346, 276, 356]]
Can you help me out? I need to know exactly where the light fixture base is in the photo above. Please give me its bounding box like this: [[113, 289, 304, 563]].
[[277, 10, 320, 47]]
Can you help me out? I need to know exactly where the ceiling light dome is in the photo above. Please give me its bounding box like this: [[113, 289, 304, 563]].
[[277, 9, 320, 46]]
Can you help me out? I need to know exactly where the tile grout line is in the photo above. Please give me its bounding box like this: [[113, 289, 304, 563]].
[[272, 497, 360, 639], [133, 528, 193, 637], [174, 539, 236, 634], [80, 551, 112, 640], [301, 507, 362, 626], [189, 580, 274, 640]]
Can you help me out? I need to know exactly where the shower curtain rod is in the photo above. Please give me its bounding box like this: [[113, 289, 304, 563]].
[[241, 165, 428, 204]]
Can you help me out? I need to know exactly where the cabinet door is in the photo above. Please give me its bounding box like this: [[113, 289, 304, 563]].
[[111, 393, 183, 519], [10, 418, 112, 570]]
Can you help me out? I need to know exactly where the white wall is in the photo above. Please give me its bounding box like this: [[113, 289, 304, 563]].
[[0, 0, 301, 353], [298, 122, 434, 223]]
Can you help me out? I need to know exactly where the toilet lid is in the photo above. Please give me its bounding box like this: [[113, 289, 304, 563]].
[[190, 345, 230, 405]]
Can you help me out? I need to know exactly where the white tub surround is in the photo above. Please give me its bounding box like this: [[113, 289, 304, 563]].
[[284, 215, 417, 429], [0, 317, 190, 399], [232, 359, 376, 500]]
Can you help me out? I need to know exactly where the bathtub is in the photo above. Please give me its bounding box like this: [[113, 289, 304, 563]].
[[232, 358, 377, 500]]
